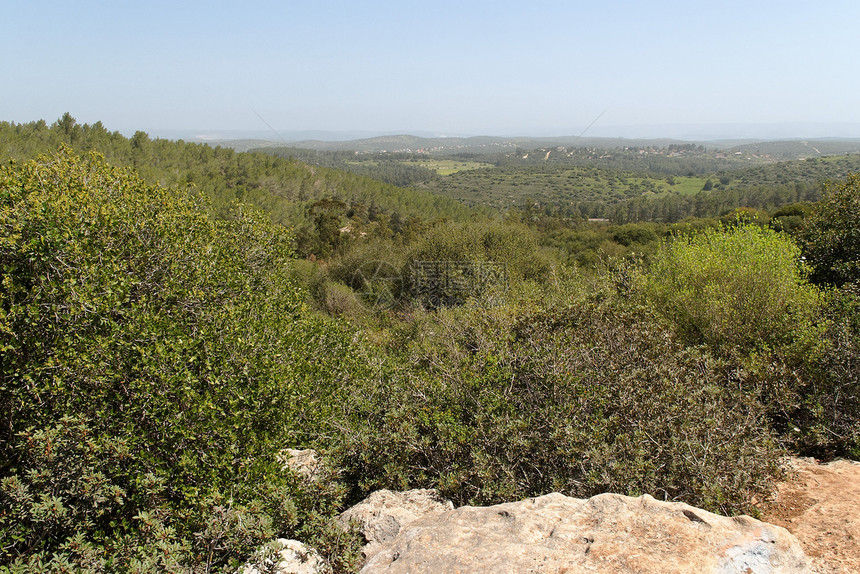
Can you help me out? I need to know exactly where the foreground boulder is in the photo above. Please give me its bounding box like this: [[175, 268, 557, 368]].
[[339, 489, 454, 560], [359, 492, 810, 574]]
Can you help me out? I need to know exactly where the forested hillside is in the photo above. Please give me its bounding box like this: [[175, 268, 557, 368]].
[[248, 133, 860, 159], [416, 150, 860, 221], [0, 116, 478, 246], [255, 137, 860, 223]]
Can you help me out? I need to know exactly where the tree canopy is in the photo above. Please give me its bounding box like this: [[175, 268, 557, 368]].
[[802, 173, 860, 287]]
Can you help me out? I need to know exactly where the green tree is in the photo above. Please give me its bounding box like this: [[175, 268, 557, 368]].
[[309, 198, 347, 259], [801, 173, 860, 286]]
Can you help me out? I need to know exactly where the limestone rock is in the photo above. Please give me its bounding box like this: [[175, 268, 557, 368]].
[[359, 492, 810, 574], [339, 489, 454, 560], [242, 538, 324, 574], [278, 448, 323, 482]]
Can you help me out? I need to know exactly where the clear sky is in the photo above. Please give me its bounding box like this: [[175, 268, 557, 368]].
[[4, 0, 860, 139]]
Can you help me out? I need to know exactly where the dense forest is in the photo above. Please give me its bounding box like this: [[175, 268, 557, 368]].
[[1, 116, 859, 573], [255, 140, 860, 223], [0, 116, 478, 244]]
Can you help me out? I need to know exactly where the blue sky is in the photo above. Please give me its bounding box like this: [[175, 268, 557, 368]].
[[4, 0, 860, 139]]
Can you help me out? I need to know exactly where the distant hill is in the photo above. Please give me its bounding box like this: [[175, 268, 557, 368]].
[[724, 139, 860, 160], [276, 135, 689, 155], [256, 134, 860, 160], [200, 138, 277, 152]]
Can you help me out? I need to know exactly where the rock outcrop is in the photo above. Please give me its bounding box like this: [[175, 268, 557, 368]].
[[241, 538, 324, 574], [249, 454, 860, 573], [278, 448, 323, 482], [357, 492, 811, 574], [339, 488, 454, 560]]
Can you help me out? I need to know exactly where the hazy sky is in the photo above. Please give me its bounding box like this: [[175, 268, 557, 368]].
[[5, 0, 860, 139]]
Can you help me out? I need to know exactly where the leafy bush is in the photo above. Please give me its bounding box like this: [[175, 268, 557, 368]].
[[813, 287, 860, 457], [331, 297, 781, 515], [637, 221, 860, 458], [776, 285, 860, 458], [801, 173, 860, 287], [403, 220, 555, 307], [611, 223, 659, 247], [769, 202, 812, 235], [327, 238, 407, 312], [639, 223, 820, 354], [0, 149, 366, 571], [319, 280, 366, 318]]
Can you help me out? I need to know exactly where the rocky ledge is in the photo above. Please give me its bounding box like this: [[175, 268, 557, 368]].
[[354, 490, 809, 574], [248, 453, 860, 573]]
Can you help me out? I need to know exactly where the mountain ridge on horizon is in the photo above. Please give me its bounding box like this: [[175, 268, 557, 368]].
[[140, 120, 860, 146], [21, 114, 856, 155], [201, 133, 860, 158]]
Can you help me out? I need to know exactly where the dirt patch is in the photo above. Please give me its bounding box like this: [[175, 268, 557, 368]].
[[759, 457, 860, 574]]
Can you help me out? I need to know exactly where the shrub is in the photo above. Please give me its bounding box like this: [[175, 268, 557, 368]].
[[801, 173, 860, 287], [328, 238, 407, 312], [783, 285, 860, 458], [639, 223, 820, 354], [0, 149, 366, 571], [611, 223, 659, 247], [331, 297, 782, 516], [321, 280, 367, 317], [403, 220, 555, 307]]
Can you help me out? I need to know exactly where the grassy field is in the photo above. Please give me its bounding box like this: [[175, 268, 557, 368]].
[[670, 176, 710, 195], [407, 158, 493, 175]]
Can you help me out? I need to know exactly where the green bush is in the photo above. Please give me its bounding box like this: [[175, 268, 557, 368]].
[[640, 223, 820, 354], [403, 220, 555, 307], [0, 149, 366, 571], [801, 173, 860, 287], [780, 285, 860, 458], [611, 223, 659, 247], [320, 280, 367, 318], [814, 286, 860, 457], [331, 297, 781, 516], [328, 238, 407, 312]]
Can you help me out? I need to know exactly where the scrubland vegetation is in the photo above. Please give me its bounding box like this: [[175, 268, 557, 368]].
[[1, 117, 859, 572]]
